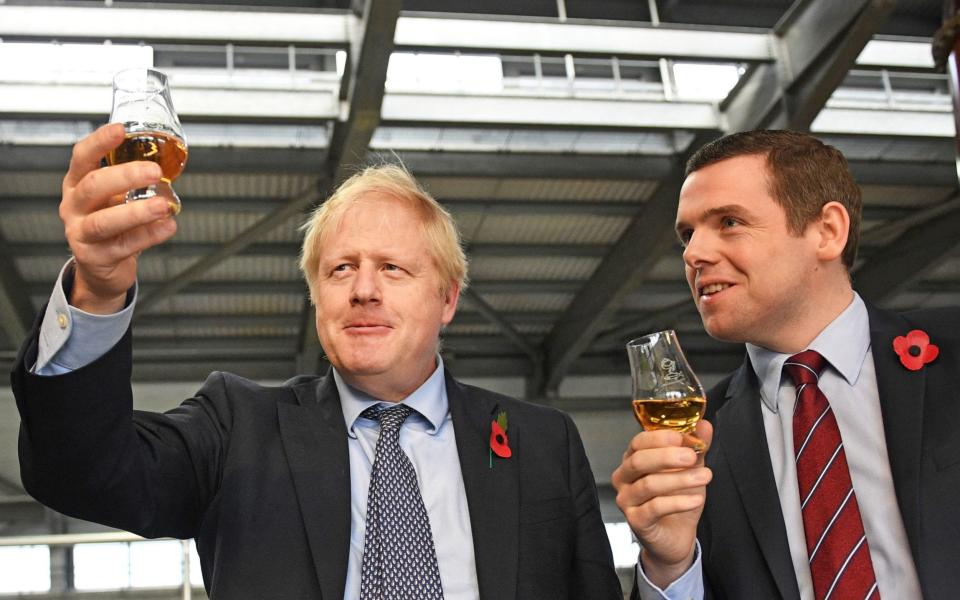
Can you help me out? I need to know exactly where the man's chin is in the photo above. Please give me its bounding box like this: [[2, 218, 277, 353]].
[[336, 361, 389, 378], [700, 317, 747, 344]]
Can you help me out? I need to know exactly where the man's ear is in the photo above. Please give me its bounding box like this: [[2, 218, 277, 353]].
[[814, 201, 850, 263], [440, 281, 461, 326]]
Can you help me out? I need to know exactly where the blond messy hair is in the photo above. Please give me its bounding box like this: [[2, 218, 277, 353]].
[[299, 164, 468, 302]]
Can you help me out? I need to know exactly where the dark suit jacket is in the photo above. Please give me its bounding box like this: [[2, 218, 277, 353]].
[[698, 305, 960, 599], [11, 323, 621, 600]]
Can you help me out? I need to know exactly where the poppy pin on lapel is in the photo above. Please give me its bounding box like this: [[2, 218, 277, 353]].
[[892, 329, 939, 371], [489, 410, 511, 468]]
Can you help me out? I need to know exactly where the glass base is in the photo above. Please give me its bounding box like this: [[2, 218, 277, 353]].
[[124, 181, 181, 216]]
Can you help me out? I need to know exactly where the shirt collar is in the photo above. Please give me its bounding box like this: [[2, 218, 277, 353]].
[[746, 292, 870, 413], [334, 356, 448, 438]]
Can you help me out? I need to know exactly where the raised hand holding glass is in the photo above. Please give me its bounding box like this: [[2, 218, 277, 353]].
[[627, 330, 707, 453]]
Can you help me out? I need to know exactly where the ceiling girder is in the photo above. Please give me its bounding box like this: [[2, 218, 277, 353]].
[[723, 0, 895, 132]]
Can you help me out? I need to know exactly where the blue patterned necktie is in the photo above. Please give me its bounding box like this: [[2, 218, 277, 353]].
[[359, 404, 444, 600]]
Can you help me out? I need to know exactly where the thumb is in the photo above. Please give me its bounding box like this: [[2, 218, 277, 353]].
[[696, 419, 714, 458]]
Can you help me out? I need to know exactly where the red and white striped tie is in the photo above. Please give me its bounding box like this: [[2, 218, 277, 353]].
[[785, 350, 879, 600]]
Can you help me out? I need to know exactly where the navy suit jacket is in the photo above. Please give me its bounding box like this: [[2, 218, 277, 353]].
[[12, 322, 622, 599], [698, 305, 960, 599]]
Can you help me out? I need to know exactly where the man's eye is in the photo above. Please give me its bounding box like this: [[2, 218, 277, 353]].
[[677, 230, 692, 246], [721, 217, 739, 228], [333, 264, 351, 272], [383, 263, 400, 271]]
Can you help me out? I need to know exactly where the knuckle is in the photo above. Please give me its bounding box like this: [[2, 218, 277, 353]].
[[84, 168, 102, 189], [614, 490, 628, 510], [70, 143, 84, 165], [628, 451, 648, 473], [72, 245, 89, 265], [633, 476, 653, 499], [86, 215, 107, 241]]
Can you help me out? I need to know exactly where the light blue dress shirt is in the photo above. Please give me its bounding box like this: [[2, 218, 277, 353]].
[[33, 260, 136, 375], [636, 293, 921, 600], [747, 293, 920, 600], [334, 365, 479, 600], [33, 260, 481, 599]]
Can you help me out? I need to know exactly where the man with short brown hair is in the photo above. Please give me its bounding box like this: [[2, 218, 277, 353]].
[[614, 130, 960, 599]]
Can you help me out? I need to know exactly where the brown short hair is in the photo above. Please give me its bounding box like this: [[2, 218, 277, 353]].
[[685, 130, 862, 269], [299, 164, 468, 302]]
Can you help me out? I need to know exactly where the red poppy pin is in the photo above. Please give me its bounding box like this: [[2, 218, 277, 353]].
[[489, 410, 511, 467], [892, 329, 939, 371]]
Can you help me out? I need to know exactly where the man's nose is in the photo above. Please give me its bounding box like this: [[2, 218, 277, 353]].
[[350, 265, 381, 305], [682, 232, 714, 269]]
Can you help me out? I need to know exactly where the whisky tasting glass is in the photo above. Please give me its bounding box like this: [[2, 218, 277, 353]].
[[108, 68, 188, 215], [627, 330, 707, 453]]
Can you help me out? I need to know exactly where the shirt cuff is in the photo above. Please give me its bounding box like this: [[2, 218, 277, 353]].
[[634, 540, 704, 600], [32, 259, 137, 375]]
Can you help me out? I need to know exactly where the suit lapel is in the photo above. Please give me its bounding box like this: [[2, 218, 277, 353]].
[[717, 361, 800, 600], [866, 305, 924, 563], [446, 371, 519, 600], [279, 374, 352, 600]]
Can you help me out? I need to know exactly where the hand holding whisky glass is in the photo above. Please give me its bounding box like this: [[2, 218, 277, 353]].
[[627, 330, 707, 453], [107, 68, 187, 215]]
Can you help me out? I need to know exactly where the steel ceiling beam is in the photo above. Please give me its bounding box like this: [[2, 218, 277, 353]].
[[1, 150, 952, 188], [381, 94, 720, 130], [398, 152, 677, 180], [393, 15, 771, 60], [854, 198, 960, 304], [1, 194, 941, 224], [0, 5, 926, 69], [536, 0, 898, 395], [722, 0, 895, 132], [1, 196, 647, 217], [459, 289, 541, 361], [812, 107, 953, 138], [133, 185, 323, 316], [0, 80, 341, 121], [537, 154, 696, 396], [0, 230, 35, 349], [3, 241, 613, 260], [0, 5, 352, 44], [90, 0, 400, 376]]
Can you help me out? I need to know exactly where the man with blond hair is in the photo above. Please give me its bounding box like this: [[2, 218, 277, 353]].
[[12, 123, 621, 599]]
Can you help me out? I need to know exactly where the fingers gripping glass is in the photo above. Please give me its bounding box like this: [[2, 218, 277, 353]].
[[108, 68, 187, 215], [627, 330, 707, 453]]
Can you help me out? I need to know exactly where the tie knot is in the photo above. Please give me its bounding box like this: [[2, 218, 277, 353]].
[[360, 404, 414, 433], [783, 350, 826, 386]]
